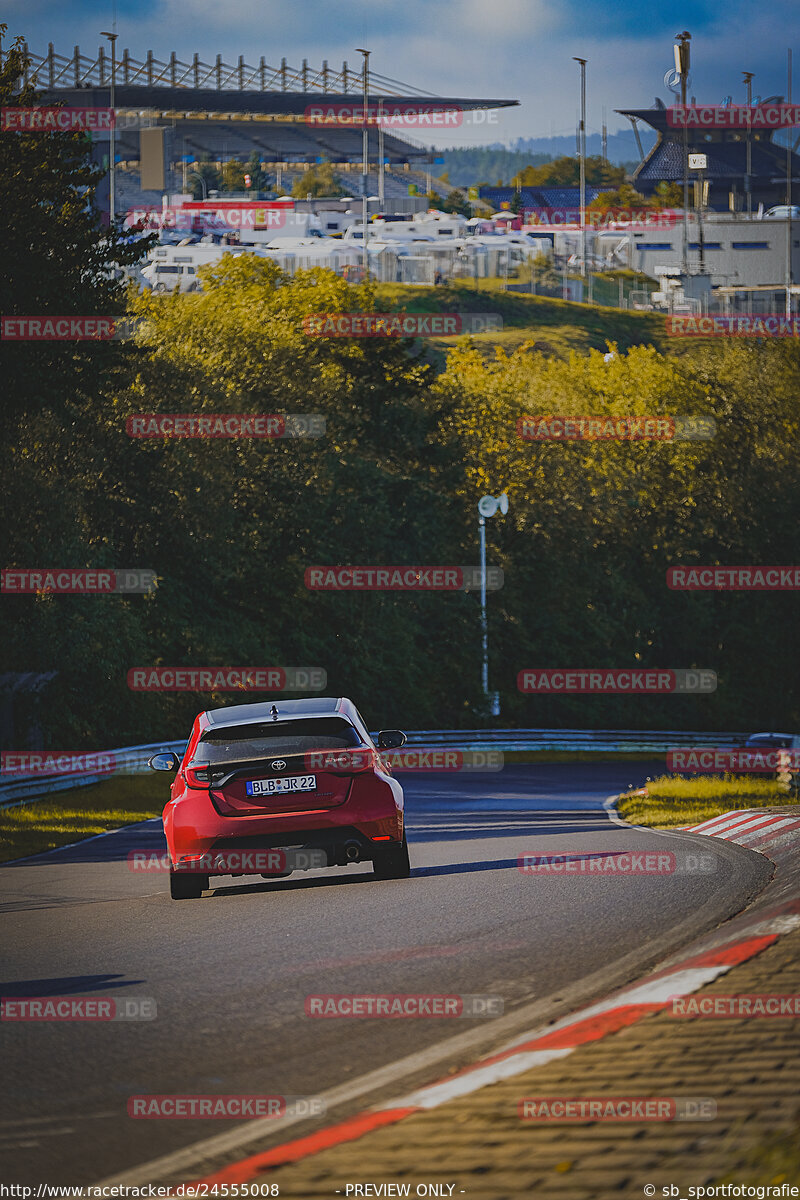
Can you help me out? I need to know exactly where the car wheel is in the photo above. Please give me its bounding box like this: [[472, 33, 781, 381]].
[[169, 869, 208, 900], [372, 832, 410, 880]]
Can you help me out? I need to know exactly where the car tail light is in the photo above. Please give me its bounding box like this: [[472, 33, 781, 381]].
[[184, 765, 212, 788], [303, 749, 376, 774]]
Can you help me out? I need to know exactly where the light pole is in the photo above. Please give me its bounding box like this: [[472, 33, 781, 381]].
[[743, 72, 754, 219], [675, 32, 692, 276], [355, 48, 370, 279], [786, 48, 793, 319], [378, 96, 385, 208], [101, 31, 118, 224], [477, 492, 508, 717], [573, 57, 587, 281]]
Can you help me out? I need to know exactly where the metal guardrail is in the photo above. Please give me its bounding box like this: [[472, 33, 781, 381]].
[[0, 729, 748, 810], [0, 741, 187, 808]]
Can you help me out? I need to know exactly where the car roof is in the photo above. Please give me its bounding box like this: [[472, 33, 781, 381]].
[[746, 731, 797, 739], [202, 697, 352, 729]]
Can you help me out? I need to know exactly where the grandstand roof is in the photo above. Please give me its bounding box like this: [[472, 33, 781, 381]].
[[25, 43, 517, 120], [38, 86, 518, 119]]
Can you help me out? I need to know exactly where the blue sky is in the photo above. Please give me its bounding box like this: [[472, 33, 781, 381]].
[[8, 0, 800, 148]]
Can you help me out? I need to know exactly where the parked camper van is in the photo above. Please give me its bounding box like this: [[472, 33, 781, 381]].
[[142, 243, 250, 293]]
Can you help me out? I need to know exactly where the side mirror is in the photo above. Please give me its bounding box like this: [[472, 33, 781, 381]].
[[149, 751, 180, 772], [376, 730, 406, 750]]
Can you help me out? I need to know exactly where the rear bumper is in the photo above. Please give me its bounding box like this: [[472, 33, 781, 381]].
[[163, 774, 404, 872]]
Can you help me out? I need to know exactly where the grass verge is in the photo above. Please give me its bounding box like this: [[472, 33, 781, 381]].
[[371, 280, 667, 360], [0, 774, 170, 864], [617, 773, 799, 828]]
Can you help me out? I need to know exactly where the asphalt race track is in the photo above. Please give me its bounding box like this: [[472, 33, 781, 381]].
[[0, 763, 771, 1186]]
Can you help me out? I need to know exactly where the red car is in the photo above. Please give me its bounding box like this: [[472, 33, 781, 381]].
[[149, 697, 409, 899]]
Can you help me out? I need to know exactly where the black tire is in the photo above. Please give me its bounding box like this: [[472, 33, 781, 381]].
[[372, 832, 411, 880], [169, 869, 208, 900]]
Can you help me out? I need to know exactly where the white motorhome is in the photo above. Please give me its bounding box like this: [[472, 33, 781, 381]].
[[142, 243, 252, 292], [344, 212, 467, 243], [257, 237, 364, 274], [314, 210, 359, 237]]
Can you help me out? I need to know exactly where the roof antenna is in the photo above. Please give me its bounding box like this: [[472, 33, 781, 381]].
[[270, 704, 279, 720]]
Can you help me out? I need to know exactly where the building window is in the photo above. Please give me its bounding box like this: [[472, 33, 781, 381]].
[[731, 241, 769, 249], [689, 242, 722, 250], [636, 243, 673, 250]]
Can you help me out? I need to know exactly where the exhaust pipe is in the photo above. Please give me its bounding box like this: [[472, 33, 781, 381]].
[[344, 842, 361, 862]]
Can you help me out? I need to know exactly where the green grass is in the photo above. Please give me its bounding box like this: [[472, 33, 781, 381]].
[[618, 773, 798, 828], [717, 1116, 800, 1187], [0, 774, 170, 863], [371, 280, 667, 360]]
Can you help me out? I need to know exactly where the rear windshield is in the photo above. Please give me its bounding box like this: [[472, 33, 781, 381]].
[[194, 717, 361, 764]]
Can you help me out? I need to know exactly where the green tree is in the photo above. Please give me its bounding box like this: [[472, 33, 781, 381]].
[[221, 158, 246, 193], [514, 155, 625, 189], [244, 151, 268, 192], [442, 189, 471, 217], [0, 29, 152, 424], [189, 156, 221, 199], [653, 181, 683, 208], [589, 182, 650, 212], [291, 161, 345, 198]]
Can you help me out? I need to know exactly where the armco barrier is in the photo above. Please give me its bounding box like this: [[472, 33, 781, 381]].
[[0, 730, 748, 810]]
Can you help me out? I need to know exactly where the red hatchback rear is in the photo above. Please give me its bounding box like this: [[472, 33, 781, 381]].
[[149, 697, 410, 899]]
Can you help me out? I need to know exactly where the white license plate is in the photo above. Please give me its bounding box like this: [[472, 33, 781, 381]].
[[246, 775, 317, 797]]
